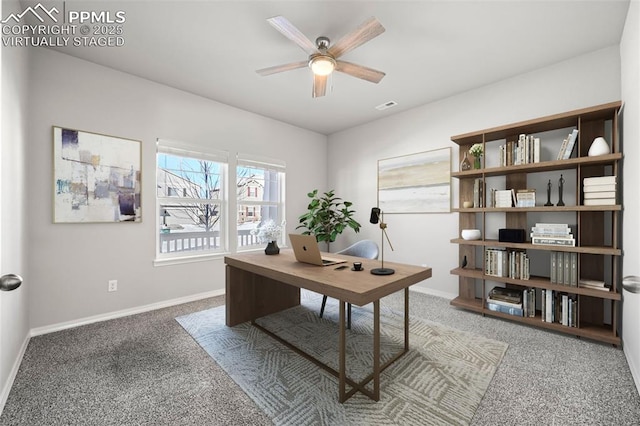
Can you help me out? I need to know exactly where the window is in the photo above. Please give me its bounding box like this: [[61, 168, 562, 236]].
[[236, 154, 285, 251], [156, 140, 228, 261]]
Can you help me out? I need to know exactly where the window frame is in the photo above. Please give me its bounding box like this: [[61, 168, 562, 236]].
[[235, 153, 286, 253], [155, 139, 229, 265]]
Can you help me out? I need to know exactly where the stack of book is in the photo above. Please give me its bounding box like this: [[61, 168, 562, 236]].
[[579, 278, 610, 292], [583, 176, 616, 206], [541, 289, 577, 327], [530, 223, 575, 246], [556, 129, 579, 160], [499, 133, 541, 166], [493, 189, 513, 208], [486, 287, 523, 317], [485, 249, 530, 280], [550, 251, 578, 286], [515, 189, 536, 207]]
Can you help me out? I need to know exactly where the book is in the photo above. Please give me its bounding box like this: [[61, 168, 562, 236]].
[[583, 198, 616, 206], [495, 189, 513, 208], [557, 137, 569, 160], [583, 191, 616, 199], [550, 252, 557, 283], [533, 138, 540, 163], [583, 184, 616, 193], [489, 287, 522, 304], [532, 237, 576, 246], [531, 226, 571, 235], [486, 302, 523, 317], [486, 297, 522, 309], [556, 252, 564, 285], [563, 252, 571, 285], [583, 176, 616, 185], [561, 129, 579, 160], [570, 252, 577, 287], [516, 189, 536, 207], [579, 278, 606, 287]]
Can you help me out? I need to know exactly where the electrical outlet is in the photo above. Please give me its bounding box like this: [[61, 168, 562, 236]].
[[108, 280, 118, 292]]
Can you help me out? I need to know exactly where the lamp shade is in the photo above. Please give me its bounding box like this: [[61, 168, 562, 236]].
[[309, 55, 336, 76]]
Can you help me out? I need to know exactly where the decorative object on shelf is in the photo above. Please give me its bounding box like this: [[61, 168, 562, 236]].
[[53, 126, 142, 223], [461, 255, 467, 268], [544, 179, 553, 206], [251, 219, 285, 255], [378, 148, 451, 213], [557, 174, 565, 206], [461, 229, 481, 240], [369, 207, 395, 275], [463, 201, 473, 208], [460, 151, 472, 171], [469, 143, 483, 169], [588, 136, 611, 156], [264, 241, 280, 255], [297, 189, 361, 252]]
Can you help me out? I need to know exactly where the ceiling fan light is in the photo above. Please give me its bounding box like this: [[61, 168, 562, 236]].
[[309, 56, 336, 76]]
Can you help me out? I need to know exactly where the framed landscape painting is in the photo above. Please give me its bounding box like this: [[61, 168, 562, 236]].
[[378, 148, 451, 213], [53, 126, 141, 223]]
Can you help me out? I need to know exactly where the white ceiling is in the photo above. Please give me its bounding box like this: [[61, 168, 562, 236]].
[[35, 1, 630, 134]]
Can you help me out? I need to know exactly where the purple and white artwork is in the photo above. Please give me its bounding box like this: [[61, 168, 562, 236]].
[[53, 126, 141, 223]]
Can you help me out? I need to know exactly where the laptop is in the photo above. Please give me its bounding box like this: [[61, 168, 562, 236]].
[[289, 234, 347, 266]]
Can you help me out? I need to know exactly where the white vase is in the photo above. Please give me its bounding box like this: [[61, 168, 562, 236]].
[[588, 137, 610, 156]]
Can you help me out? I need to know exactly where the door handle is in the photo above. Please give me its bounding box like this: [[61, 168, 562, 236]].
[[0, 274, 23, 291]]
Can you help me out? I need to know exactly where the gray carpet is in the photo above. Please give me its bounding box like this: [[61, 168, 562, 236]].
[[1, 289, 639, 425], [176, 292, 508, 425]]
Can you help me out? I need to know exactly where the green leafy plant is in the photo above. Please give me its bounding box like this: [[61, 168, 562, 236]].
[[297, 189, 361, 251]]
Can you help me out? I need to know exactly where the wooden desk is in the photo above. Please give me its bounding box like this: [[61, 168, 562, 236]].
[[225, 250, 432, 402]]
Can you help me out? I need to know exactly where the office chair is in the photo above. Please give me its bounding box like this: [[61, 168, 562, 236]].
[[319, 239, 379, 328]]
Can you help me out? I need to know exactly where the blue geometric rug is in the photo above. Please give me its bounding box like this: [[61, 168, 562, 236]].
[[176, 292, 507, 425]]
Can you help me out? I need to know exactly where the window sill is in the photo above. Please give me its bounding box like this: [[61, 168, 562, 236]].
[[153, 252, 229, 267]]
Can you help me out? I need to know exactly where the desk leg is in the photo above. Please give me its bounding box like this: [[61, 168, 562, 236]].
[[339, 301, 346, 403], [405, 287, 410, 351], [373, 299, 380, 401]]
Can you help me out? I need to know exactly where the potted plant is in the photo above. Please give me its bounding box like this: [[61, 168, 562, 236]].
[[297, 189, 361, 251], [251, 219, 284, 255]]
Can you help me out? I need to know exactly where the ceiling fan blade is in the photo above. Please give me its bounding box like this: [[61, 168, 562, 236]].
[[335, 60, 385, 83], [312, 74, 327, 98], [256, 61, 308, 76], [267, 16, 318, 55], [328, 17, 385, 59]]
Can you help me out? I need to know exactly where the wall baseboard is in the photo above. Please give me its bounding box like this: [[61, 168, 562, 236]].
[[625, 345, 640, 396], [411, 285, 456, 300], [0, 333, 30, 416], [30, 289, 224, 337]]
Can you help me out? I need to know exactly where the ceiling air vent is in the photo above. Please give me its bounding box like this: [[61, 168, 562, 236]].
[[375, 101, 398, 111]]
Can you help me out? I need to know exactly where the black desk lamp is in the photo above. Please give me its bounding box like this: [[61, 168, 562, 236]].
[[369, 207, 395, 275]]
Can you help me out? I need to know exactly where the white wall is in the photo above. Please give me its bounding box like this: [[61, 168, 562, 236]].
[[26, 48, 327, 329], [0, 0, 30, 411], [621, 0, 640, 394], [328, 46, 621, 298]]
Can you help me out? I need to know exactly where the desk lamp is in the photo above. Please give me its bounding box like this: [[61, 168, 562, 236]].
[[369, 207, 395, 275]]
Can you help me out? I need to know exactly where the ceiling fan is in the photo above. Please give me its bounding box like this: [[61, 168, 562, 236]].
[[256, 16, 386, 98]]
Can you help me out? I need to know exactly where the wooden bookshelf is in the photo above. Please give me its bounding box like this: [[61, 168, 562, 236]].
[[451, 101, 622, 345]]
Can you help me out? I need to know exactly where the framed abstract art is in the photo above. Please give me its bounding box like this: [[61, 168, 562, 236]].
[[53, 126, 141, 223]]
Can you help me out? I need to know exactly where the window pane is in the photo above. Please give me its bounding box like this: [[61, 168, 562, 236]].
[[159, 203, 222, 254], [157, 153, 222, 200], [237, 167, 280, 202]]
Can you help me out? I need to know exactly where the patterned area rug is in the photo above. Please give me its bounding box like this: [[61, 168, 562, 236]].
[[176, 292, 508, 425]]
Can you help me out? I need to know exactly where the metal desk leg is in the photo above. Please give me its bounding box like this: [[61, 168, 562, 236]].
[[373, 299, 380, 401], [339, 300, 346, 403]]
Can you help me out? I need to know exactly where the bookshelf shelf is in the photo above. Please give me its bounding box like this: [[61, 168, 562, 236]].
[[450, 101, 622, 345]]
